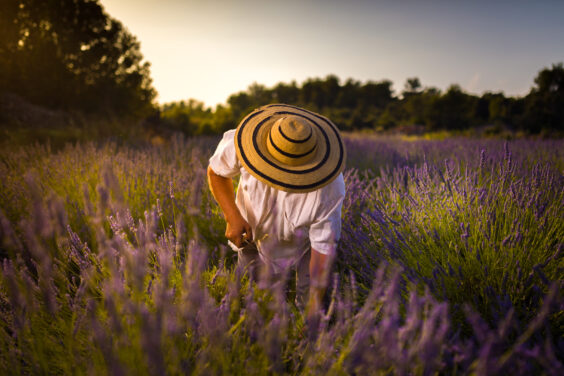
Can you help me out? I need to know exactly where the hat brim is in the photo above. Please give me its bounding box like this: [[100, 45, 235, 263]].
[[234, 104, 346, 193]]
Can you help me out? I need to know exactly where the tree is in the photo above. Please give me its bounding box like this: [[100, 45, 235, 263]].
[[336, 78, 361, 108], [423, 85, 478, 130], [272, 81, 299, 105], [359, 80, 393, 109], [520, 63, 564, 133], [534, 63, 564, 94], [160, 99, 218, 136], [402, 77, 422, 98], [227, 92, 253, 123], [0, 0, 155, 117]]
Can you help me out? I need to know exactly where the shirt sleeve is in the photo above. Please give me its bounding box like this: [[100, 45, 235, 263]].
[[309, 174, 346, 256], [208, 129, 241, 178]]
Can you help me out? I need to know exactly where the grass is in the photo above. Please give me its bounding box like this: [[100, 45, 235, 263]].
[[0, 134, 562, 375]]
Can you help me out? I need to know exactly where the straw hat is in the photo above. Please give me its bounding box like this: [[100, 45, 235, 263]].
[[234, 104, 346, 193]]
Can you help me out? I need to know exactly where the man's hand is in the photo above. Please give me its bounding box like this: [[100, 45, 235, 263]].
[[225, 213, 253, 248], [207, 166, 253, 248]]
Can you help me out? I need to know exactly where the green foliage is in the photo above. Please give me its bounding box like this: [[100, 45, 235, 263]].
[[367, 158, 562, 326], [0, 136, 561, 374], [160, 99, 233, 136], [520, 63, 564, 134], [0, 0, 156, 117], [159, 63, 564, 138], [1, 0, 562, 140]]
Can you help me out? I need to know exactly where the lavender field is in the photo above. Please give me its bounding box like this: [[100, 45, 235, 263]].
[[0, 135, 562, 375]]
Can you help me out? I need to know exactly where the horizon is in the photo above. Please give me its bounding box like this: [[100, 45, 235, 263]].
[[99, 0, 564, 107]]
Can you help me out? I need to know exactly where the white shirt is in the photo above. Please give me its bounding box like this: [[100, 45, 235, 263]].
[[209, 129, 345, 272]]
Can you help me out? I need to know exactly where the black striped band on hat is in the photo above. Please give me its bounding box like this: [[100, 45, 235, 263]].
[[278, 125, 313, 144], [268, 131, 317, 159], [236, 105, 345, 191]]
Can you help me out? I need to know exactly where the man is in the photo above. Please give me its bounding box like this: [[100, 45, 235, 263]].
[[207, 104, 346, 317]]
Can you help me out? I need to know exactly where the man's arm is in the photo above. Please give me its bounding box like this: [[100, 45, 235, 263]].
[[207, 166, 252, 247], [306, 248, 334, 318]]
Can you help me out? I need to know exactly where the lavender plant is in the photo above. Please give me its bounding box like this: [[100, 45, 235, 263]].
[[346, 142, 562, 323], [0, 135, 562, 375]]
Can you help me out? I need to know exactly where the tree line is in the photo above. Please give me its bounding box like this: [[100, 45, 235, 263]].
[[1, 0, 562, 138], [159, 65, 564, 137]]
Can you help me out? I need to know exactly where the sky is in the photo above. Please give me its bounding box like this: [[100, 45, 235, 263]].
[[100, 0, 564, 107]]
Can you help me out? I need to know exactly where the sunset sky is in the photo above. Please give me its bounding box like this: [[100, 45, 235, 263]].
[[100, 0, 564, 107]]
